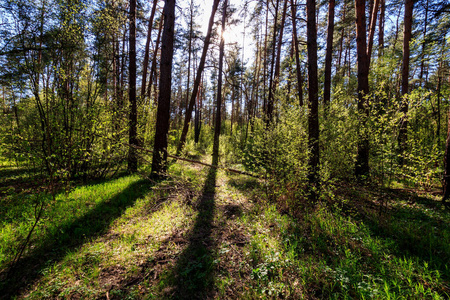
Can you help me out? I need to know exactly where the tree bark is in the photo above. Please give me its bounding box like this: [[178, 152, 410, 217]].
[[212, 0, 227, 166], [141, 0, 158, 100], [323, 0, 335, 114], [398, 0, 413, 166], [267, 0, 280, 124], [184, 0, 194, 114], [177, 0, 220, 155], [367, 0, 380, 64], [148, 17, 164, 100], [378, 0, 385, 55], [263, 1, 269, 115], [128, 0, 138, 173], [355, 0, 370, 178], [151, 0, 176, 178], [443, 105, 450, 207], [194, 76, 203, 143], [267, 0, 287, 124], [307, 0, 320, 193], [419, 0, 428, 85]]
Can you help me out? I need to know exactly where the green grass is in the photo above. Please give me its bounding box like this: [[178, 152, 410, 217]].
[[0, 158, 449, 299]]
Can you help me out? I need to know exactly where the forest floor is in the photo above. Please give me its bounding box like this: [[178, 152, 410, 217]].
[[1, 156, 450, 299]]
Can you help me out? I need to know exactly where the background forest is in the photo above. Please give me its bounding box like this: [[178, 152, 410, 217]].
[[1, 0, 450, 298]]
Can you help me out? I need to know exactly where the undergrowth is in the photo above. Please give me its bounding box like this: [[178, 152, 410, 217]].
[[0, 153, 449, 299]]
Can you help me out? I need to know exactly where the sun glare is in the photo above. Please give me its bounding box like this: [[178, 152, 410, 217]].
[[221, 27, 240, 44]]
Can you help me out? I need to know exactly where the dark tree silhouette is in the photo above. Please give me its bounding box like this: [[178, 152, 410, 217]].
[[151, 0, 176, 178]]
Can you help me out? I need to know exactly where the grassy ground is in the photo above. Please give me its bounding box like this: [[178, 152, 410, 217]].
[[0, 157, 449, 299]]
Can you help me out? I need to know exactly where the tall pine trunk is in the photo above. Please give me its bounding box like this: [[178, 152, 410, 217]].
[[141, 0, 158, 100], [148, 17, 163, 100], [398, 0, 413, 166], [267, 0, 280, 124], [419, 0, 428, 85], [323, 0, 335, 114], [355, 0, 370, 178], [151, 0, 175, 178], [212, 0, 227, 166], [307, 0, 319, 195], [267, 0, 287, 124], [378, 0, 385, 54], [128, 0, 138, 173], [367, 0, 380, 64]]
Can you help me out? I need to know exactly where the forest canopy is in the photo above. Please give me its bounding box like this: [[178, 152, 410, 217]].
[[0, 0, 449, 188]]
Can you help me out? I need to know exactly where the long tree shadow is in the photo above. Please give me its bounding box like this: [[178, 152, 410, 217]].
[[167, 167, 218, 299], [0, 178, 153, 299]]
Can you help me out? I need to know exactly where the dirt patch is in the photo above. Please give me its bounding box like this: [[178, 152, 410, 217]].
[[98, 264, 127, 290], [222, 204, 242, 219]]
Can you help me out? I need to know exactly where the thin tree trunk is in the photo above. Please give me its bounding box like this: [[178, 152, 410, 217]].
[[290, 0, 303, 107], [249, 33, 261, 124], [263, 1, 269, 115], [148, 17, 164, 101], [337, 1, 346, 72], [307, 0, 319, 193], [141, 0, 158, 99], [367, 0, 380, 64], [185, 0, 194, 113], [119, 27, 127, 109], [437, 76, 441, 139], [128, 0, 138, 173], [212, 0, 227, 166], [419, 0, 428, 85], [267, 0, 280, 124], [113, 34, 118, 107], [378, 0, 385, 55], [287, 41, 293, 96], [151, 0, 176, 178], [176, 0, 221, 155], [443, 105, 450, 207], [355, 0, 370, 177], [194, 76, 203, 143], [324, 0, 335, 114], [392, 6, 402, 51], [398, 0, 413, 166], [268, 0, 287, 123]]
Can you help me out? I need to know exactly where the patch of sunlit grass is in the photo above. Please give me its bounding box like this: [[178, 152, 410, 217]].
[[22, 175, 197, 299]]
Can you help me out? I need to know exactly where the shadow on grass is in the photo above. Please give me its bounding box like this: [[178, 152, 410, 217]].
[[362, 205, 450, 277], [0, 177, 153, 299], [0, 171, 134, 229], [341, 186, 450, 282], [0, 166, 44, 197], [0, 165, 41, 178], [166, 167, 218, 299]]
